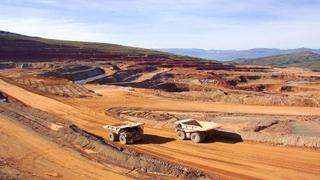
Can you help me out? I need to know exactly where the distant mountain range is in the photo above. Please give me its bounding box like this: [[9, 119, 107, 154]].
[[232, 51, 320, 71], [157, 48, 320, 61]]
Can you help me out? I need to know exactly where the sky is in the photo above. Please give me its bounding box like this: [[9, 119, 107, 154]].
[[0, 0, 319, 50]]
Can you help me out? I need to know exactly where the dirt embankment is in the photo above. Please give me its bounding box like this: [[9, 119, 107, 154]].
[[0, 76, 96, 98], [96, 66, 158, 84], [0, 98, 209, 179], [94, 65, 320, 107], [42, 65, 105, 81], [155, 88, 320, 107]]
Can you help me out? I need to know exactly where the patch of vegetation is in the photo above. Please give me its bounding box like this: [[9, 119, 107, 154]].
[[233, 51, 320, 71]]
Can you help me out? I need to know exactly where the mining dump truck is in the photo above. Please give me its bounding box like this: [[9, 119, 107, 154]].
[[175, 119, 221, 143], [103, 121, 144, 144]]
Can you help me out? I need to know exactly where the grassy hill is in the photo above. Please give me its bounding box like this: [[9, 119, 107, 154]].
[[0, 30, 190, 61], [232, 51, 320, 71], [157, 48, 320, 61]]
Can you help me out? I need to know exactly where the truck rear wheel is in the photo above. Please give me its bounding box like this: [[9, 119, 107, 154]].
[[108, 132, 118, 142], [191, 132, 204, 143], [176, 130, 186, 140], [119, 134, 128, 144], [135, 129, 143, 141]]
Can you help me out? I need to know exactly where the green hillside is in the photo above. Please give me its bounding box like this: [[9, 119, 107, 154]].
[[0, 30, 190, 61], [233, 51, 320, 71]]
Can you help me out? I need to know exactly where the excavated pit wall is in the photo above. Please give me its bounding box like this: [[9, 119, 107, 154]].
[[0, 97, 211, 179], [155, 90, 320, 107]]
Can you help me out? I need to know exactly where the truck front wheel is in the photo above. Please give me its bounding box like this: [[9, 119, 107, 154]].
[[119, 134, 128, 144], [108, 132, 118, 142], [191, 132, 204, 143], [176, 130, 186, 140]]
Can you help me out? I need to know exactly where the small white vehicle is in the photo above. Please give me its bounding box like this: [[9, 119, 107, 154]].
[[174, 119, 221, 143], [103, 121, 144, 144]]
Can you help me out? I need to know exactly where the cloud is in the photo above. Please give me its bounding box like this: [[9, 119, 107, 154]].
[[0, 0, 319, 49], [0, 17, 110, 42]]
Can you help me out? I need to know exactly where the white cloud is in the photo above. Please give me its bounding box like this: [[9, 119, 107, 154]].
[[0, 17, 111, 43], [0, 0, 319, 49]]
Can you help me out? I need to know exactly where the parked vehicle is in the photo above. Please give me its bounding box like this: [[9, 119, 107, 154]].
[[103, 121, 144, 144], [174, 119, 221, 143]]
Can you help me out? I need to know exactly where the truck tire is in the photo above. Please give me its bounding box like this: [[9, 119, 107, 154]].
[[208, 130, 215, 139], [108, 132, 118, 142], [135, 129, 143, 141], [201, 132, 207, 142], [176, 130, 186, 140], [203, 132, 208, 140], [191, 132, 203, 143], [119, 134, 128, 144]]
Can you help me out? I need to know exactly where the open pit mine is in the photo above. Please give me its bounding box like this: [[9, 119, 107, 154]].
[[1, 31, 320, 179]]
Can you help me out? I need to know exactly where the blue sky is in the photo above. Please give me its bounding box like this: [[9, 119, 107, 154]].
[[0, 0, 319, 49]]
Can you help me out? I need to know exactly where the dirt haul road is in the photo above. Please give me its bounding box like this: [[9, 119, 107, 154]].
[[0, 114, 129, 179], [1, 79, 320, 179]]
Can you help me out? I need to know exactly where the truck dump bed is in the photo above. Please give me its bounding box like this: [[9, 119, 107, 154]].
[[175, 119, 221, 132], [103, 121, 144, 132]]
